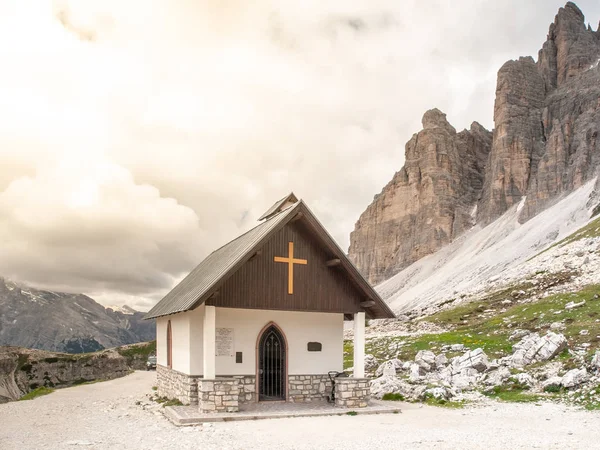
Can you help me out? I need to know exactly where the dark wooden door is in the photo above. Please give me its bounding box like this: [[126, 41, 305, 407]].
[[258, 325, 286, 401]]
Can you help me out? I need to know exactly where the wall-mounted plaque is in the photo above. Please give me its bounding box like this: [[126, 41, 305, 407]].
[[307, 342, 322, 352], [216, 328, 234, 356], [236, 352, 243, 363]]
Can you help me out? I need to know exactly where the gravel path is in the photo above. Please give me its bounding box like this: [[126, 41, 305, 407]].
[[1, 371, 598, 449]]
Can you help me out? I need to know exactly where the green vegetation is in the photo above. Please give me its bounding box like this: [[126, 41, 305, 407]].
[[152, 395, 183, 407], [484, 386, 544, 403], [162, 398, 183, 407], [423, 397, 466, 408], [117, 341, 156, 359], [346, 411, 358, 416], [381, 393, 405, 401], [152, 386, 158, 391], [343, 340, 354, 370], [543, 385, 562, 393], [19, 386, 55, 401]]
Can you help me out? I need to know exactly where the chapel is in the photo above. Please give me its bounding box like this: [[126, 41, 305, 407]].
[[145, 193, 395, 412]]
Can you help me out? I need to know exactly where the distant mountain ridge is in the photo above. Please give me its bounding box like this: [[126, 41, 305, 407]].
[[349, 2, 600, 285], [0, 277, 155, 353]]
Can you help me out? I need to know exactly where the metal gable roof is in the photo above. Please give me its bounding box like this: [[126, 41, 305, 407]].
[[144, 199, 395, 320], [257, 192, 298, 221], [144, 202, 299, 320]]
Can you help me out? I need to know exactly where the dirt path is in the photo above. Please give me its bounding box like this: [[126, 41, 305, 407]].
[[0, 371, 598, 449]]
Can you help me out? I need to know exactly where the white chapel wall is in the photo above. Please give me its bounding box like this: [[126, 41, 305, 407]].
[[214, 308, 343, 376], [188, 304, 205, 375], [156, 312, 192, 374]]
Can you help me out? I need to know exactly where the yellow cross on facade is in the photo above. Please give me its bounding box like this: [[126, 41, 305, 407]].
[[274, 241, 307, 294]]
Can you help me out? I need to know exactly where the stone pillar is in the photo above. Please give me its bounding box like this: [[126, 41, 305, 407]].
[[199, 378, 240, 413], [334, 378, 370, 408], [203, 305, 216, 380], [353, 312, 365, 378]]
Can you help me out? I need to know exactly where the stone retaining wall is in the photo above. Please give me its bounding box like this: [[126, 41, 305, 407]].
[[288, 375, 331, 402], [199, 378, 239, 413], [156, 365, 201, 405], [334, 378, 370, 408]]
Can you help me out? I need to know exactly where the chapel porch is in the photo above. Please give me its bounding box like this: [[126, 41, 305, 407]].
[[164, 399, 402, 425]]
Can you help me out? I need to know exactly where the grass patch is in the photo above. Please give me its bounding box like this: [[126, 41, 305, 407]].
[[483, 385, 544, 403], [117, 341, 156, 359], [19, 386, 55, 401], [343, 340, 354, 370], [382, 393, 405, 401], [162, 398, 183, 407], [346, 411, 358, 416], [423, 397, 466, 408], [153, 395, 182, 407]]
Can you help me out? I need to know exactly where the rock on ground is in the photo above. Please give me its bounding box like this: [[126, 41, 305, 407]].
[[561, 368, 588, 388]]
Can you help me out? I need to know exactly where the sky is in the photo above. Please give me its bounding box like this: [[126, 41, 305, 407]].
[[0, 0, 599, 311]]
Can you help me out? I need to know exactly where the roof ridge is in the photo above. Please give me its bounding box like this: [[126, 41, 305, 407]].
[[206, 202, 297, 257]]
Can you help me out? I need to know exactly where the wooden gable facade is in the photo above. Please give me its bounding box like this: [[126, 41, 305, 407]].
[[206, 218, 365, 315]]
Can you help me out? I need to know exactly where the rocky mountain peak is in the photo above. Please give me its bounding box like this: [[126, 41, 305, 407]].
[[421, 108, 455, 133], [538, 1, 600, 92], [349, 3, 600, 285]]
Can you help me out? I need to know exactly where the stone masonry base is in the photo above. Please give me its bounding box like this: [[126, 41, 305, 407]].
[[233, 375, 256, 404], [288, 375, 332, 402], [199, 378, 239, 413], [334, 378, 370, 408], [156, 365, 201, 406], [156, 367, 344, 407]]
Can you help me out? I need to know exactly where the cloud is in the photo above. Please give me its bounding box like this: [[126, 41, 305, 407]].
[[0, 155, 203, 310], [0, 0, 599, 309]]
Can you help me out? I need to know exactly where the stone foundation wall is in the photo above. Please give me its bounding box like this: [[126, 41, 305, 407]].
[[156, 365, 201, 405], [232, 375, 256, 404], [288, 375, 331, 402], [199, 378, 239, 413], [334, 378, 370, 408]]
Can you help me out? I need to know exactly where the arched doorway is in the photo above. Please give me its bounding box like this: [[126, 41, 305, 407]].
[[257, 324, 287, 401]]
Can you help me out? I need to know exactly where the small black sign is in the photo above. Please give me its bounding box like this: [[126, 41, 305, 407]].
[[236, 352, 243, 363], [307, 342, 322, 352]]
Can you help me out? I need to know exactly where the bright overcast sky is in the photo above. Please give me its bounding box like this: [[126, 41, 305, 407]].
[[0, 0, 598, 311]]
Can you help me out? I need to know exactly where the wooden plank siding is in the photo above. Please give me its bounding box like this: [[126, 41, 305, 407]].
[[206, 220, 366, 314]]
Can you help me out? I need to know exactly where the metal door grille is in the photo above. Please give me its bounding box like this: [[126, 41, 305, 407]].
[[258, 326, 286, 401]]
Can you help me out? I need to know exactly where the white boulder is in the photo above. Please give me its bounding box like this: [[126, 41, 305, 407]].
[[509, 332, 567, 367], [409, 363, 426, 382], [565, 300, 585, 310], [484, 366, 511, 387], [415, 350, 436, 371], [515, 373, 535, 387], [424, 387, 451, 401], [591, 351, 600, 373], [561, 368, 588, 388], [364, 354, 378, 371], [375, 359, 402, 378], [454, 348, 489, 373], [370, 375, 406, 399], [435, 353, 449, 368]]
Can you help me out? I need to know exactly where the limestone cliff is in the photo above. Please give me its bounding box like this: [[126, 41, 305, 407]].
[[348, 110, 492, 283], [349, 2, 600, 284]]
